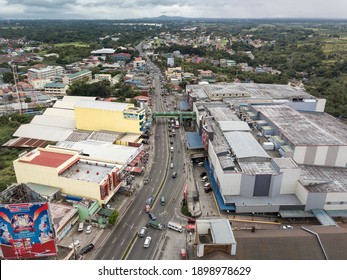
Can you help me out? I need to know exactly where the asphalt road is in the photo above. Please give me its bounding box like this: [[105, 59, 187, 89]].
[[94, 72, 185, 260]]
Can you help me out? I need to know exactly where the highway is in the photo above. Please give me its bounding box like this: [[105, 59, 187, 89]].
[[94, 65, 186, 259]]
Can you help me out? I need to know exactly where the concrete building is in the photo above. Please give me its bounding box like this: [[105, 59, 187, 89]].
[[27, 66, 65, 82], [195, 219, 236, 257], [250, 105, 347, 168], [74, 100, 146, 134], [44, 83, 69, 95], [187, 83, 326, 113], [94, 74, 112, 82], [133, 57, 146, 68], [30, 78, 51, 89], [190, 83, 347, 214], [13, 146, 123, 206], [91, 48, 116, 59], [166, 67, 183, 83], [62, 70, 92, 85]]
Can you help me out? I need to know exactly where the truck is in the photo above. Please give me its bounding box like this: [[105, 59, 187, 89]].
[[148, 220, 163, 230]]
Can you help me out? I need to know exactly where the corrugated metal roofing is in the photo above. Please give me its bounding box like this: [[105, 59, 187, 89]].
[[74, 100, 130, 112], [13, 124, 74, 141], [218, 121, 251, 132], [43, 107, 75, 119], [31, 115, 75, 129], [224, 131, 270, 159], [56, 140, 139, 164], [210, 219, 236, 244], [66, 69, 91, 79]]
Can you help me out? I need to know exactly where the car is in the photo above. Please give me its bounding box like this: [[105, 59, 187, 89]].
[[148, 212, 157, 220], [282, 225, 294, 229], [170, 139, 174, 144], [144, 176, 151, 184], [68, 240, 80, 249], [143, 236, 152, 248], [79, 243, 94, 255], [172, 171, 177, 178], [138, 226, 147, 237], [170, 163, 174, 169], [200, 171, 207, 178], [86, 225, 92, 234]]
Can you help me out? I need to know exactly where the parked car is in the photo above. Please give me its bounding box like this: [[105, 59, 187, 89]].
[[86, 225, 92, 234], [68, 240, 80, 249], [148, 212, 157, 220], [172, 171, 177, 178], [79, 243, 94, 255], [170, 163, 174, 169], [200, 171, 207, 178], [282, 225, 294, 229]]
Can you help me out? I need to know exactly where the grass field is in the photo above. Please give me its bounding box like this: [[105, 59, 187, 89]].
[[53, 42, 90, 47]]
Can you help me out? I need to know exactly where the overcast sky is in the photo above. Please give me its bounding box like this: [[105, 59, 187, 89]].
[[0, 0, 346, 20]]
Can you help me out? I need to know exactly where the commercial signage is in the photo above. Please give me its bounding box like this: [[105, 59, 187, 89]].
[[0, 202, 57, 259]]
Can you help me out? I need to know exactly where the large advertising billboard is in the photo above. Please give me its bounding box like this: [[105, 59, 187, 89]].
[[0, 202, 57, 259]]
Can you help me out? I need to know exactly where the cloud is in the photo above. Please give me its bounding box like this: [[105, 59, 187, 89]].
[[0, 0, 347, 19]]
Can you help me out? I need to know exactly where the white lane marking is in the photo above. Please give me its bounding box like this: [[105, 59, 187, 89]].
[[139, 210, 142, 216], [120, 239, 125, 246], [112, 236, 117, 244], [131, 209, 135, 215]]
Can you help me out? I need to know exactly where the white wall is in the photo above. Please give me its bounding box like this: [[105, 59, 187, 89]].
[[295, 182, 309, 204], [316, 98, 326, 112], [293, 146, 307, 164], [314, 146, 328, 166], [335, 146, 347, 167], [279, 167, 302, 194], [325, 192, 347, 211]]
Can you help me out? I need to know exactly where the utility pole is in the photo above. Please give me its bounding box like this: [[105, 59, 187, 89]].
[[12, 64, 23, 114]]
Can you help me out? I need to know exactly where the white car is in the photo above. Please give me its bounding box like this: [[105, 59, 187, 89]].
[[170, 163, 174, 169], [86, 225, 92, 234], [68, 240, 80, 249], [282, 225, 293, 229], [144, 236, 152, 248]]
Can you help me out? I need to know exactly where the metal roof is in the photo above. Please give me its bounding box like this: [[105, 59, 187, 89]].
[[210, 219, 236, 244], [218, 121, 251, 132], [253, 105, 347, 146], [43, 107, 75, 119], [56, 140, 139, 165], [74, 100, 130, 112], [224, 131, 270, 159], [13, 124, 74, 142], [66, 69, 91, 79], [91, 48, 115, 54], [31, 115, 75, 129], [44, 83, 66, 88]]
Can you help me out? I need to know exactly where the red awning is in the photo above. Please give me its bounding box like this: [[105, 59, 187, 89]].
[[128, 150, 146, 167]]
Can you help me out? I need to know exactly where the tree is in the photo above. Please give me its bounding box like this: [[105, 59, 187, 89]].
[[108, 210, 119, 225]]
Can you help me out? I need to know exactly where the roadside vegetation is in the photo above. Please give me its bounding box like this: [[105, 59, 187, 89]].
[[0, 114, 34, 192]]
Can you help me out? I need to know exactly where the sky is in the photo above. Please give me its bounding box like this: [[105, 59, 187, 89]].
[[0, 0, 346, 20]]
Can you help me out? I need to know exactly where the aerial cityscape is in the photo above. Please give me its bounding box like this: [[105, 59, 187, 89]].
[[0, 1, 347, 264]]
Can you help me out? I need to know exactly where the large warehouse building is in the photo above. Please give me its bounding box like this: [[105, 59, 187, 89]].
[[188, 83, 347, 215], [74, 100, 146, 134]]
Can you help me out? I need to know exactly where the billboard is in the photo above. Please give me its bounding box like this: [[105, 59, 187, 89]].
[[0, 202, 57, 259]]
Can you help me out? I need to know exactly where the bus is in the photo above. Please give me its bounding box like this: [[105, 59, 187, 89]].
[[175, 120, 180, 129], [167, 221, 182, 232]]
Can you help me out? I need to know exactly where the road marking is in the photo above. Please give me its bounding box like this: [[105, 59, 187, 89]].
[[120, 239, 125, 246], [130, 223, 134, 229], [112, 236, 117, 244], [122, 223, 126, 228], [131, 209, 135, 215], [139, 210, 142, 216]]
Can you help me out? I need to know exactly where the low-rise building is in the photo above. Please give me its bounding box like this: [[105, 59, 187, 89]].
[[62, 70, 92, 85], [44, 83, 69, 95]]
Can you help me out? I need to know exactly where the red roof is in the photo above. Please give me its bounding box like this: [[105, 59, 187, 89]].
[[19, 151, 74, 168]]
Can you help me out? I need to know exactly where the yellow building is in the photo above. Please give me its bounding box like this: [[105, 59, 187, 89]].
[[13, 146, 123, 206], [74, 100, 146, 134]]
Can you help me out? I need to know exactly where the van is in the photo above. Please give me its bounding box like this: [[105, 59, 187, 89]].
[[78, 222, 84, 232], [204, 182, 211, 188], [160, 196, 165, 205], [201, 176, 207, 182], [167, 221, 183, 233], [197, 162, 204, 167]]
